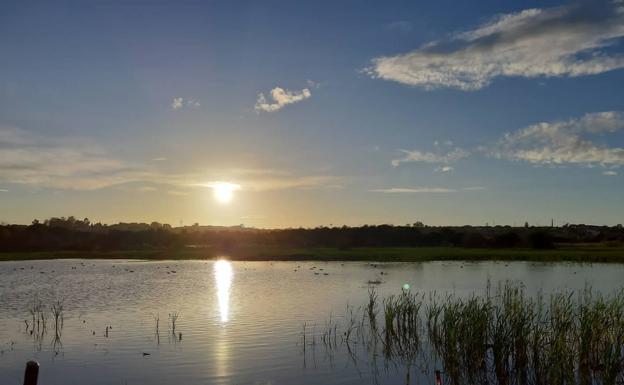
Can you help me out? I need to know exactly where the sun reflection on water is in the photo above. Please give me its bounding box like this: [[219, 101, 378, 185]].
[[214, 259, 233, 323]]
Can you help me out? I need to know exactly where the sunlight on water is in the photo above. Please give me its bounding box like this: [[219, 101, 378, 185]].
[[214, 259, 233, 323]]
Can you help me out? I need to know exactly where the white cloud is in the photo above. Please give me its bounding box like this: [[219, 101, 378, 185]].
[[367, 2, 624, 90], [172, 97, 183, 110], [603, 170, 618, 176], [436, 166, 454, 172], [392, 147, 469, 167], [255, 87, 311, 112], [371, 187, 456, 193], [171, 97, 200, 110], [491, 111, 624, 166], [0, 189, 8, 192]]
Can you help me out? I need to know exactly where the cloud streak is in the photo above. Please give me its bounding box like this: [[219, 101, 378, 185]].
[[367, 1, 624, 90], [371, 186, 486, 193], [371, 187, 457, 193], [255, 87, 311, 112], [0, 126, 340, 192], [392, 148, 470, 167]]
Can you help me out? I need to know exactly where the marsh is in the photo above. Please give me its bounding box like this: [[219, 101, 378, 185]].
[[1, 259, 623, 384]]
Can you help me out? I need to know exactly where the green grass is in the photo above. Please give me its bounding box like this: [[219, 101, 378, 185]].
[[1, 244, 624, 262]]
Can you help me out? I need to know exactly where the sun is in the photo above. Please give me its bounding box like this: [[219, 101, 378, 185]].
[[210, 182, 240, 204]]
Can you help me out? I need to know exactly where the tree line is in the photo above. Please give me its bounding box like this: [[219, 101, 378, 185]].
[[0, 216, 623, 252]]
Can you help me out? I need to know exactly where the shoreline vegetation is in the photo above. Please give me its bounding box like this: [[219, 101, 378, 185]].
[[2, 245, 624, 262], [2, 217, 624, 262]]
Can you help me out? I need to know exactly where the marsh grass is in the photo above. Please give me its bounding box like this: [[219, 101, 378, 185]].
[[309, 283, 624, 385]]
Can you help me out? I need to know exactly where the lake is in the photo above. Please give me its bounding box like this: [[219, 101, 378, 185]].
[[1, 259, 623, 385]]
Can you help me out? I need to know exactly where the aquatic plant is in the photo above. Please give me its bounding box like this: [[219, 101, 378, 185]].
[[310, 282, 624, 385], [169, 312, 179, 334]]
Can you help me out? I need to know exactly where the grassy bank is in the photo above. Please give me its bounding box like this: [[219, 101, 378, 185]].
[[1, 244, 624, 262]]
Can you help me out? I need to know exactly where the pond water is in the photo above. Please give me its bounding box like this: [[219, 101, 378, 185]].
[[0, 259, 623, 385]]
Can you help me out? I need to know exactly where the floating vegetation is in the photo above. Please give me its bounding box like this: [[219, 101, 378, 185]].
[[303, 282, 624, 385]]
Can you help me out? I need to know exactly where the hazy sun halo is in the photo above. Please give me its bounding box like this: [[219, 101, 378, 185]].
[[210, 182, 240, 204]]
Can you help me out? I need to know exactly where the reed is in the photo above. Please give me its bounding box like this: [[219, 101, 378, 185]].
[[312, 282, 624, 385], [169, 312, 179, 334]]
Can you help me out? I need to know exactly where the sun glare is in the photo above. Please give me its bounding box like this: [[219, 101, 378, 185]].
[[210, 182, 240, 204], [214, 259, 233, 323]]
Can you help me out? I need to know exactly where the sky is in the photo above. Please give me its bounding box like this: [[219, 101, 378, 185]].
[[1, 0, 624, 228]]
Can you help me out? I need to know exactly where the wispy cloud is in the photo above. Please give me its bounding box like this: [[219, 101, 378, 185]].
[[367, 2, 624, 90], [371, 187, 456, 193], [0, 189, 8, 192], [603, 170, 618, 176], [138, 186, 158, 193], [194, 175, 338, 192], [371, 186, 486, 193], [172, 97, 200, 110], [0, 126, 144, 190], [392, 148, 469, 167], [255, 87, 311, 112], [491, 111, 624, 167], [167, 190, 189, 196], [0, 126, 341, 192]]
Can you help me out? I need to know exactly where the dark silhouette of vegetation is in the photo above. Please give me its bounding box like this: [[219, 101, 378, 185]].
[[0, 217, 623, 255]]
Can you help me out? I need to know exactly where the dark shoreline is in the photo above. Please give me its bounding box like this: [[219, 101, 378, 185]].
[[2, 245, 624, 262]]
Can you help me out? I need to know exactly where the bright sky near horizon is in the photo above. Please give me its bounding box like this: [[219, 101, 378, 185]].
[[1, 0, 624, 228]]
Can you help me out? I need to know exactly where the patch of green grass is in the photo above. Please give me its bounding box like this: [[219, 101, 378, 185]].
[[1, 245, 624, 262]]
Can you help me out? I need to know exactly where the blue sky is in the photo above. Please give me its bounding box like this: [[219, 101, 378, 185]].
[[1, 0, 623, 227]]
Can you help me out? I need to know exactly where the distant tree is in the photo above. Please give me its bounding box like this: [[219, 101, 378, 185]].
[[529, 231, 554, 249]]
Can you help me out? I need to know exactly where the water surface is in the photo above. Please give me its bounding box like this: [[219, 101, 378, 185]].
[[1, 259, 622, 384]]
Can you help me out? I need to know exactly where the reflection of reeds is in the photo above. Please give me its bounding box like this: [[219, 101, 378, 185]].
[[169, 312, 180, 344], [25, 294, 65, 354], [153, 314, 160, 345], [51, 300, 63, 337], [309, 282, 624, 385]]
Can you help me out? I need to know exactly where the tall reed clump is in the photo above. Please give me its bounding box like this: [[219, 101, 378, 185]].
[[425, 283, 624, 385], [313, 282, 624, 385], [381, 290, 423, 368], [427, 293, 492, 385]]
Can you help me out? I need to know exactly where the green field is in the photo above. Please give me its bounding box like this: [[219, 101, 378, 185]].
[[2, 244, 624, 262]]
